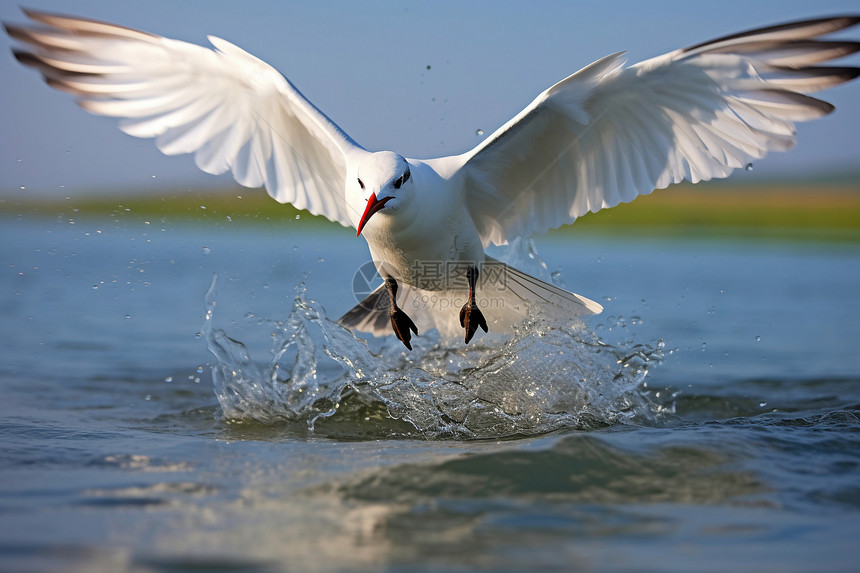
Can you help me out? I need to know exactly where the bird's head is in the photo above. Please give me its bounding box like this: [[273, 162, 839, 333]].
[[354, 151, 412, 236]]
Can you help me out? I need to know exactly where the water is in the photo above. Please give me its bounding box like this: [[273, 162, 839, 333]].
[[2, 214, 859, 572]]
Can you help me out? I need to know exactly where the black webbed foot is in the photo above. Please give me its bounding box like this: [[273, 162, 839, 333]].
[[459, 265, 488, 344], [459, 301, 488, 344], [390, 307, 418, 350], [385, 276, 418, 350]]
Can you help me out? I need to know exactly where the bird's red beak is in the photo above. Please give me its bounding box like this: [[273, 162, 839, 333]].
[[356, 193, 391, 236]]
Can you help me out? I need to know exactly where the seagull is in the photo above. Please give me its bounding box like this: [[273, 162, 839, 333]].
[[6, 10, 859, 350]]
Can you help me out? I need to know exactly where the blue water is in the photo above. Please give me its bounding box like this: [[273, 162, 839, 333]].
[[2, 213, 859, 572]]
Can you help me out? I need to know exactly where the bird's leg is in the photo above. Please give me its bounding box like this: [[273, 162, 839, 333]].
[[459, 266, 488, 344], [385, 277, 418, 350]]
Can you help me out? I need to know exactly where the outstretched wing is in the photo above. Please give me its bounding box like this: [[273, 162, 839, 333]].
[[438, 16, 860, 247], [6, 9, 366, 227]]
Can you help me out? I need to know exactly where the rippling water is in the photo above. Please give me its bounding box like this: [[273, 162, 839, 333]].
[[1, 215, 859, 572]]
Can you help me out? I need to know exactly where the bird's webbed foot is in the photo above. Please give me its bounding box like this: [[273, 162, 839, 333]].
[[390, 307, 418, 350], [459, 301, 487, 344], [459, 266, 488, 344], [385, 277, 418, 350]]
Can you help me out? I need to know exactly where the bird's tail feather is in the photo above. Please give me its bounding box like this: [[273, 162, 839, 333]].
[[338, 257, 602, 340]]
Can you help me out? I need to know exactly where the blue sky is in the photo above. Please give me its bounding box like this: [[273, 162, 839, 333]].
[[2, 0, 859, 197]]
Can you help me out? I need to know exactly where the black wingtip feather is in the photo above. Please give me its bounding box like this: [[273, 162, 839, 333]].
[[682, 15, 860, 55]]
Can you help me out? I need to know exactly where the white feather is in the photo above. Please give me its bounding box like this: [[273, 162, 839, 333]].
[[8, 9, 365, 227], [8, 10, 858, 345], [443, 19, 857, 246]]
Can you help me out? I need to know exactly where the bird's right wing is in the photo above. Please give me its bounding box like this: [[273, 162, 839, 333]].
[[6, 9, 366, 228], [435, 16, 860, 247]]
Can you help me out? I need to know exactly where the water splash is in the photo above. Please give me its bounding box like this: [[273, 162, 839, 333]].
[[201, 272, 668, 440], [202, 275, 358, 429]]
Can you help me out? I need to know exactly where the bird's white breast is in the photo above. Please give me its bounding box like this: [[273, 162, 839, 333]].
[[362, 165, 484, 291]]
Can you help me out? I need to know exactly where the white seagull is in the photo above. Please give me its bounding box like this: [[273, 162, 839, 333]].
[[6, 10, 859, 350]]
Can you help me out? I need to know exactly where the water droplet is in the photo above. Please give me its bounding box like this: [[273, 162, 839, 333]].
[[201, 246, 211, 255], [164, 376, 173, 383], [19, 186, 26, 190], [745, 163, 754, 171], [124, 314, 131, 320], [196, 366, 204, 374], [199, 205, 206, 210], [759, 401, 767, 408], [144, 394, 152, 401], [295, 214, 301, 220], [755, 336, 761, 342], [476, 128, 484, 136]]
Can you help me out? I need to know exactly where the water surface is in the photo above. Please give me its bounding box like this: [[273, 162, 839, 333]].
[[1, 215, 859, 572]]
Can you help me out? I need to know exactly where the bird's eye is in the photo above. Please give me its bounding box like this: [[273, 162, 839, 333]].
[[393, 169, 410, 190], [357, 178, 365, 190]]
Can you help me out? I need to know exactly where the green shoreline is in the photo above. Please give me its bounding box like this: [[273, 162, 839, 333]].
[[2, 180, 859, 242]]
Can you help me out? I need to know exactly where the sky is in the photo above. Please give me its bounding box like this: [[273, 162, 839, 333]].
[[1, 0, 859, 198]]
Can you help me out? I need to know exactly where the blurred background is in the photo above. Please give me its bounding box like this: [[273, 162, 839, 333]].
[[1, 0, 858, 222], [2, 7, 859, 571]]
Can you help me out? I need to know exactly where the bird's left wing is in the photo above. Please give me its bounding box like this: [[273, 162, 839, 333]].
[[6, 9, 366, 227], [437, 16, 860, 247]]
